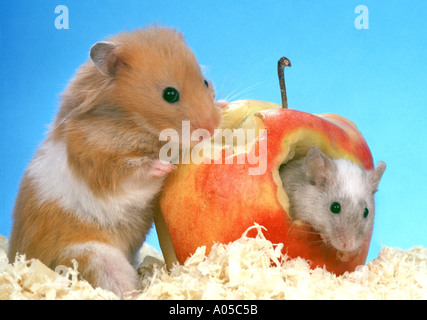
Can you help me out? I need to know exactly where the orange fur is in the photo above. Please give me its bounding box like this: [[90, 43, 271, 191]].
[[9, 174, 150, 268], [8, 26, 223, 297]]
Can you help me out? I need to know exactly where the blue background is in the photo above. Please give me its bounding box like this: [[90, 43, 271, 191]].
[[1, 0, 426, 262]]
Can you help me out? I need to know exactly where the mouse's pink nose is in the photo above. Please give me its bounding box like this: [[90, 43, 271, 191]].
[[338, 230, 359, 252], [343, 242, 354, 251]]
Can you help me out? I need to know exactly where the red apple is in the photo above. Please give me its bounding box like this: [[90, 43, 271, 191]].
[[155, 99, 375, 275]]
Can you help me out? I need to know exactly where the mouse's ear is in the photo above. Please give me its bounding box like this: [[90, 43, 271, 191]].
[[304, 145, 334, 187], [90, 41, 124, 76], [368, 161, 386, 194]]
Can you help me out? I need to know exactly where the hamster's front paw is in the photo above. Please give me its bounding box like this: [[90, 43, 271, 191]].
[[149, 159, 176, 178]]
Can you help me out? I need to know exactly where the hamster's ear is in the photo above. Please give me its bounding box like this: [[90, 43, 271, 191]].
[[304, 145, 334, 187], [369, 161, 386, 193], [90, 41, 124, 76]]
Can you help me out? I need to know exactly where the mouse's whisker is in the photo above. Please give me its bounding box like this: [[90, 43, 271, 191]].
[[292, 229, 322, 236], [303, 240, 326, 248], [289, 222, 321, 234], [304, 236, 333, 249]]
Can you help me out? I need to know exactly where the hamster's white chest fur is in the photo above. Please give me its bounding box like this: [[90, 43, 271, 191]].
[[27, 139, 163, 228]]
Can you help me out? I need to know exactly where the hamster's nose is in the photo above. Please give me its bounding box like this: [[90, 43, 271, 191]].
[[215, 100, 228, 110], [192, 123, 217, 141], [205, 124, 217, 138]]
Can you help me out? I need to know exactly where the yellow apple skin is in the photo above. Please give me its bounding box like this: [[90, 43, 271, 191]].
[[158, 100, 375, 275]]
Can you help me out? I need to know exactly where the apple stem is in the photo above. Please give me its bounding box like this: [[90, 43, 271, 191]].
[[278, 57, 291, 109]]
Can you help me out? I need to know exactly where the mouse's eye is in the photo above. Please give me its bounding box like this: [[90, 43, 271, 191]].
[[363, 208, 369, 219], [204, 79, 209, 88], [330, 202, 341, 214], [163, 87, 180, 103]]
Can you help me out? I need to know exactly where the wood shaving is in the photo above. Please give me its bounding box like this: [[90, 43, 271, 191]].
[[1, 226, 426, 300]]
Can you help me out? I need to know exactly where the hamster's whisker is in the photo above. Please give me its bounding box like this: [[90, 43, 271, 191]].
[[224, 82, 265, 102]]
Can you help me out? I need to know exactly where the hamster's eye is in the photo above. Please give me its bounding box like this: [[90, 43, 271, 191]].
[[204, 79, 209, 88], [163, 87, 180, 103], [363, 208, 369, 219], [330, 202, 341, 214]]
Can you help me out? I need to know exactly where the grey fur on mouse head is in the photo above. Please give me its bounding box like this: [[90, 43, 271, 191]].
[[279, 145, 386, 253]]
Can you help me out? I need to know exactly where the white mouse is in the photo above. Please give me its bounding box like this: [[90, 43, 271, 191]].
[[279, 145, 386, 256]]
